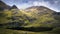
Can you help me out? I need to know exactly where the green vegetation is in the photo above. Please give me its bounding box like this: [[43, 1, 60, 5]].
[[0, 6, 60, 34]]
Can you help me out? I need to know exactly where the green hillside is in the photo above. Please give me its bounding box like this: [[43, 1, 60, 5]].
[[0, 5, 60, 34]]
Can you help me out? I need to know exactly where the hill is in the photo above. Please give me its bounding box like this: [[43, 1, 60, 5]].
[[0, 5, 60, 34]]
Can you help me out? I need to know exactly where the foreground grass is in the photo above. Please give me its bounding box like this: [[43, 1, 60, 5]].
[[0, 28, 20, 34]]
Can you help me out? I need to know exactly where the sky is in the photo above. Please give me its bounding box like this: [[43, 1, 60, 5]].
[[1, 0, 60, 12]]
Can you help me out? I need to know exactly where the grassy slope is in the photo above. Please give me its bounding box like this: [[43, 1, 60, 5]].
[[0, 9, 60, 34]]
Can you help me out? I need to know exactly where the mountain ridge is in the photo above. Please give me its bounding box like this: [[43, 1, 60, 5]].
[[0, 0, 11, 10]]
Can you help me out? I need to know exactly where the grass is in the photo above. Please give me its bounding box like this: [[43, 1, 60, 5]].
[[0, 28, 19, 34]]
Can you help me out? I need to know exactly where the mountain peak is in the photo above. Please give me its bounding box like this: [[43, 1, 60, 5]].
[[10, 5, 18, 9]]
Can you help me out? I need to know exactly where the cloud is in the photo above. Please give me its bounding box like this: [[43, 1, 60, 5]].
[[17, 1, 50, 9], [2, 0, 60, 12], [17, 1, 56, 11], [54, 1, 58, 4], [32, 1, 50, 6], [30, 0, 60, 12], [16, 3, 33, 9]]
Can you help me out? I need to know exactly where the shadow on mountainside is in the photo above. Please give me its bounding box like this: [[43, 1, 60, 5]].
[[7, 27, 53, 32]]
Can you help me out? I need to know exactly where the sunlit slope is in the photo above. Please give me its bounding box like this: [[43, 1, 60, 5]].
[[23, 6, 60, 27], [0, 9, 33, 25]]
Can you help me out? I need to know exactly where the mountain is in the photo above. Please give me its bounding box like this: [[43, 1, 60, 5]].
[[26, 6, 56, 16], [0, 0, 11, 11], [0, 6, 60, 28], [0, 6, 60, 34], [10, 5, 18, 10], [24, 6, 60, 27], [25, 6, 56, 19], [26, 6, 55, 12]]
